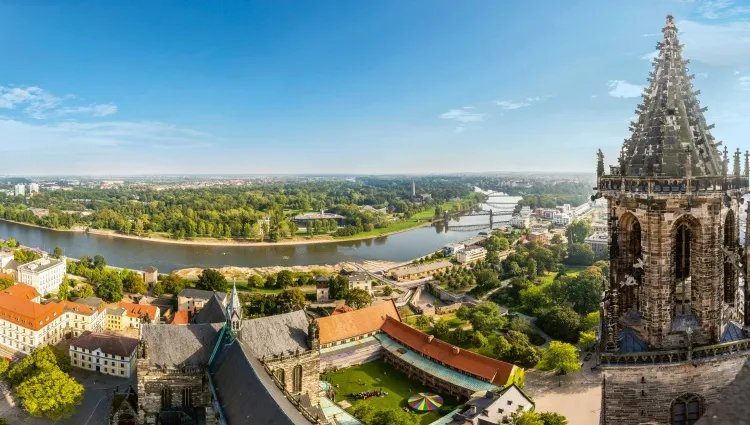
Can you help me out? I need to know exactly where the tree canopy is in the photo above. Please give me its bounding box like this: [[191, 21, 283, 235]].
[[345, 288, 373, 309], [196, 269, 228, 292], [538, 341, 581, 375]]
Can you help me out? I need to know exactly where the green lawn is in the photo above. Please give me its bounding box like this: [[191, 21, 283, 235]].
[[323, 361, 460, 425], [334, 219, 426, 240], [539, 266, 589, 284], [234, 283, 316, 294]]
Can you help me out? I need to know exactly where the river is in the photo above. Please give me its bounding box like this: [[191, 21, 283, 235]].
[[0, 195, 521, 272]]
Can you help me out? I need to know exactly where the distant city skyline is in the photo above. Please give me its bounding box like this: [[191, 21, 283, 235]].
[[1, 0, 749, 175]]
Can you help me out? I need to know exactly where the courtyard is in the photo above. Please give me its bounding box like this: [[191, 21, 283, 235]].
[[323, 360, 460, 425]]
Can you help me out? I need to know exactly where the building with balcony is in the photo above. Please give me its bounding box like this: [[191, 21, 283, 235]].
[[456, 247, 487, 264]]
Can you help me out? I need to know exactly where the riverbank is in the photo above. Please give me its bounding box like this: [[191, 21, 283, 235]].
[[172, 259, 400, 280], [0, 218, 433, 247]]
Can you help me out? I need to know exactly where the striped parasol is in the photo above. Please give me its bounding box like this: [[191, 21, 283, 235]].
[[407, 392, 444, 411]]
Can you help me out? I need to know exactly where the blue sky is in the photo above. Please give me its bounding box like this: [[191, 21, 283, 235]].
[[1, 0, 749, 175]]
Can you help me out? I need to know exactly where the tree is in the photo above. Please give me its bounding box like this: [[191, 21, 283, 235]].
[[123, 272, 147, 294], [538, 341, 581, 376], [472, 330, 489, 347], [78, 283, 94, 298], [8, 238, 17, 248], [276, 289, 306, 312], [415, 315, 431, 329], [565, 269, 603, 315], [512, 410, 544, 425], [565, 219, 591, 243], [345, 288, 373, 309], [276, 270, 294, 289], [97, 273, 123, 302], [537, 306, 582, 343], [0, 358, 9, 376], [527, 258, 538, 279], [432, 319, 450, 338], [0, 275, 13, 291], [353, 404, 375, 423], [196, 269, 228, 292], [540, 412, 568, 425], [328, 275, 349, 300], [57, 277, 70, 301], [248, 275, 265, 288], [464, 302, 507, 334], [382, 285, 393, 296], [152, 283, 165, 296], [161, 274, 186, 294], [52, 246, 64, 258], [16, 368, 84, 418], [8, 346, 68, 386], [583, 311, 600, 330], [370, 408, 418, 425], [93, 254, 107, 269], [578, 330, 596, 349], [565, 243, 594, 266]]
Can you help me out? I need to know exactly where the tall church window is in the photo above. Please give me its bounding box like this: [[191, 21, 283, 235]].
[[161, 387, 172, 409], [275, 369, 286, 388], [674, 222, 692, 316], [671, 393, 702, 425], [723, 211, 736, 304], [619, 213, 642, 312], [182, 388, 192, 408], [292, 365, 303, 393]]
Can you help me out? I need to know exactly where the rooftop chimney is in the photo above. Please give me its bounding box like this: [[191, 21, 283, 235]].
[[427, 335, 434, 343], [452, 346, 460, 354]]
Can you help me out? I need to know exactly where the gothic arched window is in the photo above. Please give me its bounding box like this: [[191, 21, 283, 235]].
[[182, 387, 192, 408], [673, 221, 693, 316], [619, 213, 642, 312], [161, 387, 172, 409], [292, 365, 303, 393], [723, 211, 736, 304], [671, 393, 703, 425], [275, 369, 286, 388]]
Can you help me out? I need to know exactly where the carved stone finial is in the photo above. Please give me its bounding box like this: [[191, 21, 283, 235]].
[[734, 148, 742, 177], [139, 339, 148, 359], [597, 149, 605, 177]]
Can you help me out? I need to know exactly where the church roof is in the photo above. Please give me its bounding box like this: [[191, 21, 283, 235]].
[[618, 328, 648, 353], [192, 294, 228, 324], [720, 321, 746, 343], [210, 340, 313, 425], [239, 310, 310, 358], [620, 15, 724, 177], [140, 323, 223, 367]]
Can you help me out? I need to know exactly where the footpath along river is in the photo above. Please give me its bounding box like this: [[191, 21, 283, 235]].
[[0, 195, 521, 272]]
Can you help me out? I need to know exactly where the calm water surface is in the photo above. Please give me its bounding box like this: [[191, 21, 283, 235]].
[[0, 196, 521, 272]]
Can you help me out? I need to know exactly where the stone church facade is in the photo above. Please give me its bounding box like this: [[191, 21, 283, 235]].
[[596, 15, 750, 425]]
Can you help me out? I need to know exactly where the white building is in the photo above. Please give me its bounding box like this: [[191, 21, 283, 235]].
[[177, 288, 227, 312], [13, 184, 25, 197], [573, 202, 592, 217], [510, 214, 530, 229], [348, 272, 372, 294], [552, 211, 573, 227], [442, 243, 465, 256], [519, 206, 532, 217], [28, 183, 39, 194], [16, 257, 66, 296], [69, 332, 138, 378], [449, 385, 533, 425], [456, 247, 487, 264], [585, 232, 609, 256]]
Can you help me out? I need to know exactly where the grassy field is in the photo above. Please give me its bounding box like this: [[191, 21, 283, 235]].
[[411, 200, 476, 220], [539, 266, 589, 284], [333, 219, 427, 240], [323, 361, 460, 425]]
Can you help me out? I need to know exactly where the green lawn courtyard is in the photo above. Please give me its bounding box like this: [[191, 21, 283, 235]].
[[322, 361, 460, 425]]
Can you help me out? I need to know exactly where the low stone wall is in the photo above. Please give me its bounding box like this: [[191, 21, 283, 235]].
[[435, 302, 463, 315], [428, 283, 465, 304]]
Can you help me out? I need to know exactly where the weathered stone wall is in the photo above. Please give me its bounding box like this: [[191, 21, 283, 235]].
[[136, 359, 213, 424], [602, 354, 749, 425], [265, 349, 320, 404]]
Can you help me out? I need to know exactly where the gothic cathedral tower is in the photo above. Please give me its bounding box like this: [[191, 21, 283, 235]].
[[596, 16, 750, 425]]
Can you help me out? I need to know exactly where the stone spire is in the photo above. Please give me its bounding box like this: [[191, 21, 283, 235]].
[[733, 148, 741, 177], [227, 281, 242, 333], [621, 15, 723, 177]]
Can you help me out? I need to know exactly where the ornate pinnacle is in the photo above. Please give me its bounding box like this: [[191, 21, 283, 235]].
[[745, 151, 749, 177], [734, 148, 741, 177], [597, 149, 605, 177], [723, 145, 729, 176]]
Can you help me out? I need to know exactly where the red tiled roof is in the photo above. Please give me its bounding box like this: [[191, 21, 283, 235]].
[[57, 300, 101, 315], [169, 310, 190, 325], [0, 292, 64, 331], [119, 302, 159, 321], [380, 316, 515, 386], [2, 283, 40, 301], [316, 300, 400, 344], [330, 305, 353, 315]]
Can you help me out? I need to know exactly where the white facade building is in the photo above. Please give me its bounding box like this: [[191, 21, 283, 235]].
[[16, 257, 66, 296], [69, 332, 138, 378], [442, 243, 465, 256], [28, 183, 39, 194], [456, 247, 487, 264], [13, 184, 25, 197], [585, 232, 609, 256], [509, 214, 530, 229], [348, 272, 372, 294], [177, 288, 227, 312], [552, 212, 573, 227]]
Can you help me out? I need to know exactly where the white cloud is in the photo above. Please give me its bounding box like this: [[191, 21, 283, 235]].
[[494, 100, 529, 110], [697, 0, 750, 19], [641, 33, 660, 37], [607, 80, 645, 98], [641, 50, 659, 61], [0, 85, 116, 119], [0, 118, 213, 151], [739, 76, 750, 89], [439, 107, 485, 123], [678, 19, 750, 66], [735, 71, 741, 75]]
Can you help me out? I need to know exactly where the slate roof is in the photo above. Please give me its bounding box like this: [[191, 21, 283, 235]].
[[192, 294, 228, 324], [239, 310, 310, 358], [697, 357, 750, 424], [210, 340, 312, 425], [70, 332, 139, 357], [720, 321, 745, 343], [178, 288, 227, 302], [140, 323, 223, 367], [316, 300, 399, 344], [619, 328, 648, 353]]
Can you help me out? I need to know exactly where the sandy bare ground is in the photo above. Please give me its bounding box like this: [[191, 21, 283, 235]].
[[173, 259, 401, 279], [524, 357, 602, 425]]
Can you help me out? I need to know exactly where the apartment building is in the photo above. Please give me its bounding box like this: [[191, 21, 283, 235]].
[[16, 257, 66, 296], [118, 302, 160, 328], [456, 247, 488, 264], [69, 332, 138, 378], [0, 291, 65, 354], [177, 288, 227, 312]]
